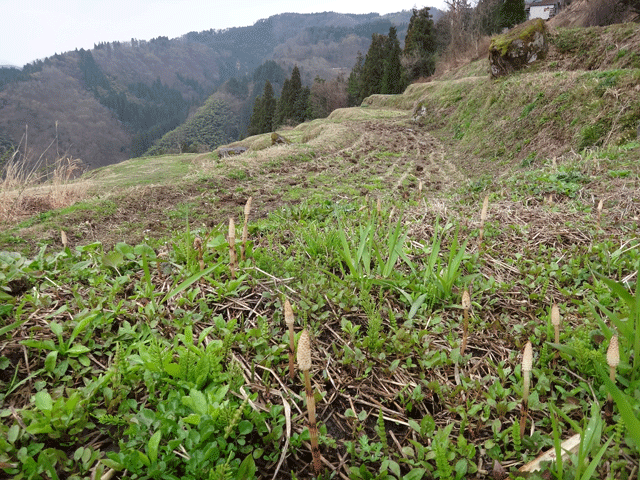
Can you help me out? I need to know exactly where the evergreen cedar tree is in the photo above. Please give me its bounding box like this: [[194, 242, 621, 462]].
[[498, 0, 527, 30], [403, 7, 437, 80], [248, 66, 312, 135], [247, 80, 276, 136], [249, 9, 440, 130], [348, 8, 437, 105]]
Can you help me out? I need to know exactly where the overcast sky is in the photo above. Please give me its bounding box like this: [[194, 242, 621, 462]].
[[1, 0, 448, 67]]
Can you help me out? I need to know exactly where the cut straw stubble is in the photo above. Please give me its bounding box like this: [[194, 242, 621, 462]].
[[297, 329, 322, 474]]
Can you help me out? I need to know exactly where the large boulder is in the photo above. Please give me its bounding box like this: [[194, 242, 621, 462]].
[[489, 19, 549, 78]]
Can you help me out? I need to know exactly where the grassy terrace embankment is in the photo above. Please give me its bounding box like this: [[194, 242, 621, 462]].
[[1, 22, 640, 480]]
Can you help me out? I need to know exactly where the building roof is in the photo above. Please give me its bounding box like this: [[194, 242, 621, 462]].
[[529, 0, 561, 6]]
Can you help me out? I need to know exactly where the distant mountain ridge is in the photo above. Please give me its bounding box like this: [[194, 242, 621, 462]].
[[0, 8, 443, 171]]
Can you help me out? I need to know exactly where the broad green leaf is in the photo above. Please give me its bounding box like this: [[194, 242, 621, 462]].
[[34, 391, 53, 413], [37, 450, 59, 480], [49, 321, 63, 338], [21, 339, 56, 351], [136, 450, 150, 468], [134, 244, 156, 257], [182, 413, 201, 425], [114, 242, 134, 258], [0, 294, 14, 305], [66, 344, 91, 356], [408, 293, 429, 320], [388, 459, 401, 477], [211, 384, 230, 403], [8, 424, 19, 443], [237, 454, 256, 479], [408, 419, 421, 433], [206, 234, 227, 249], [65, 392, 82, 414], [189, 389, 208, 415], [403, 468, 426, 480], [102, 251, 124, 269], [74, 447, 85, 462], [163, 363, 180, 377], [148, 431, 161, 464], [238, 420, 253, 435], [101, 457, 124, 470], [44, 351, 58, 372], [26, 421, 53, 435]]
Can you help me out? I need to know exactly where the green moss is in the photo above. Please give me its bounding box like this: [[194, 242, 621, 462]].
[[490, 19, 547, 56]]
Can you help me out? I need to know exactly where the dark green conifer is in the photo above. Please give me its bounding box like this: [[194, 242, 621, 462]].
[[347, 51, 364, 106], [361, 33, 387, 98], [381, 27, 405, 94], [274, 78, 292, 127], [261, 81, 276, 133], [247, 95, 264, 137], [403, 7, 437, 81], [498, 0, 527, 30], [274, 66, 303, 127]]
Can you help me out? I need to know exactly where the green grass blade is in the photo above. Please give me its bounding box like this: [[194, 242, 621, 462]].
[[161, 263, 222, 304], [579, 437, 612, 480], [68, 310, 100, 346], [0, 319, 27, 337], [601, 373, 640, 451], [549, 404, 563, 480]]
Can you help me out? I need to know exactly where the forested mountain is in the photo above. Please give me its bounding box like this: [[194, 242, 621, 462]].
[[0, 9, 442, 172]]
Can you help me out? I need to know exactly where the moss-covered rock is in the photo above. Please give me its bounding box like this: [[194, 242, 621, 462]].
[[412, 101, 428, 123], [271, 133, 291, 146], [489, 19, 549, 77]]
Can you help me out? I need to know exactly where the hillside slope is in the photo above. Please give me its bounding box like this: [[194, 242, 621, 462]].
[[0, 10, 432, 173], [1, 21, 640, 480], [2, 22, 639, 251]]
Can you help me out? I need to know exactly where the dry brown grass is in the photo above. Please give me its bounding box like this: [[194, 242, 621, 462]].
[[434, 35, 492, 79], [1, 155, 89, 224]]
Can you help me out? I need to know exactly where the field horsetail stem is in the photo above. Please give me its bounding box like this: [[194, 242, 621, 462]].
[[297, 329, 322, 475], [193, 236, 204, 271], [551, 303, 561, 364], [285, 299, 296, 379], [520, 341, 533, 438], [241, 196, 252, 261], [551, 304, 561, 344], [597, 198, 604, 227], [228, 217, 237, 279], [479, 194, 489, 248], [607, 335, 620, 405], [461, 289, 471, 356]]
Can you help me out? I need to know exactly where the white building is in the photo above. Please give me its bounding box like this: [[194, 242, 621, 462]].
[[526, 0, 564, 20]]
